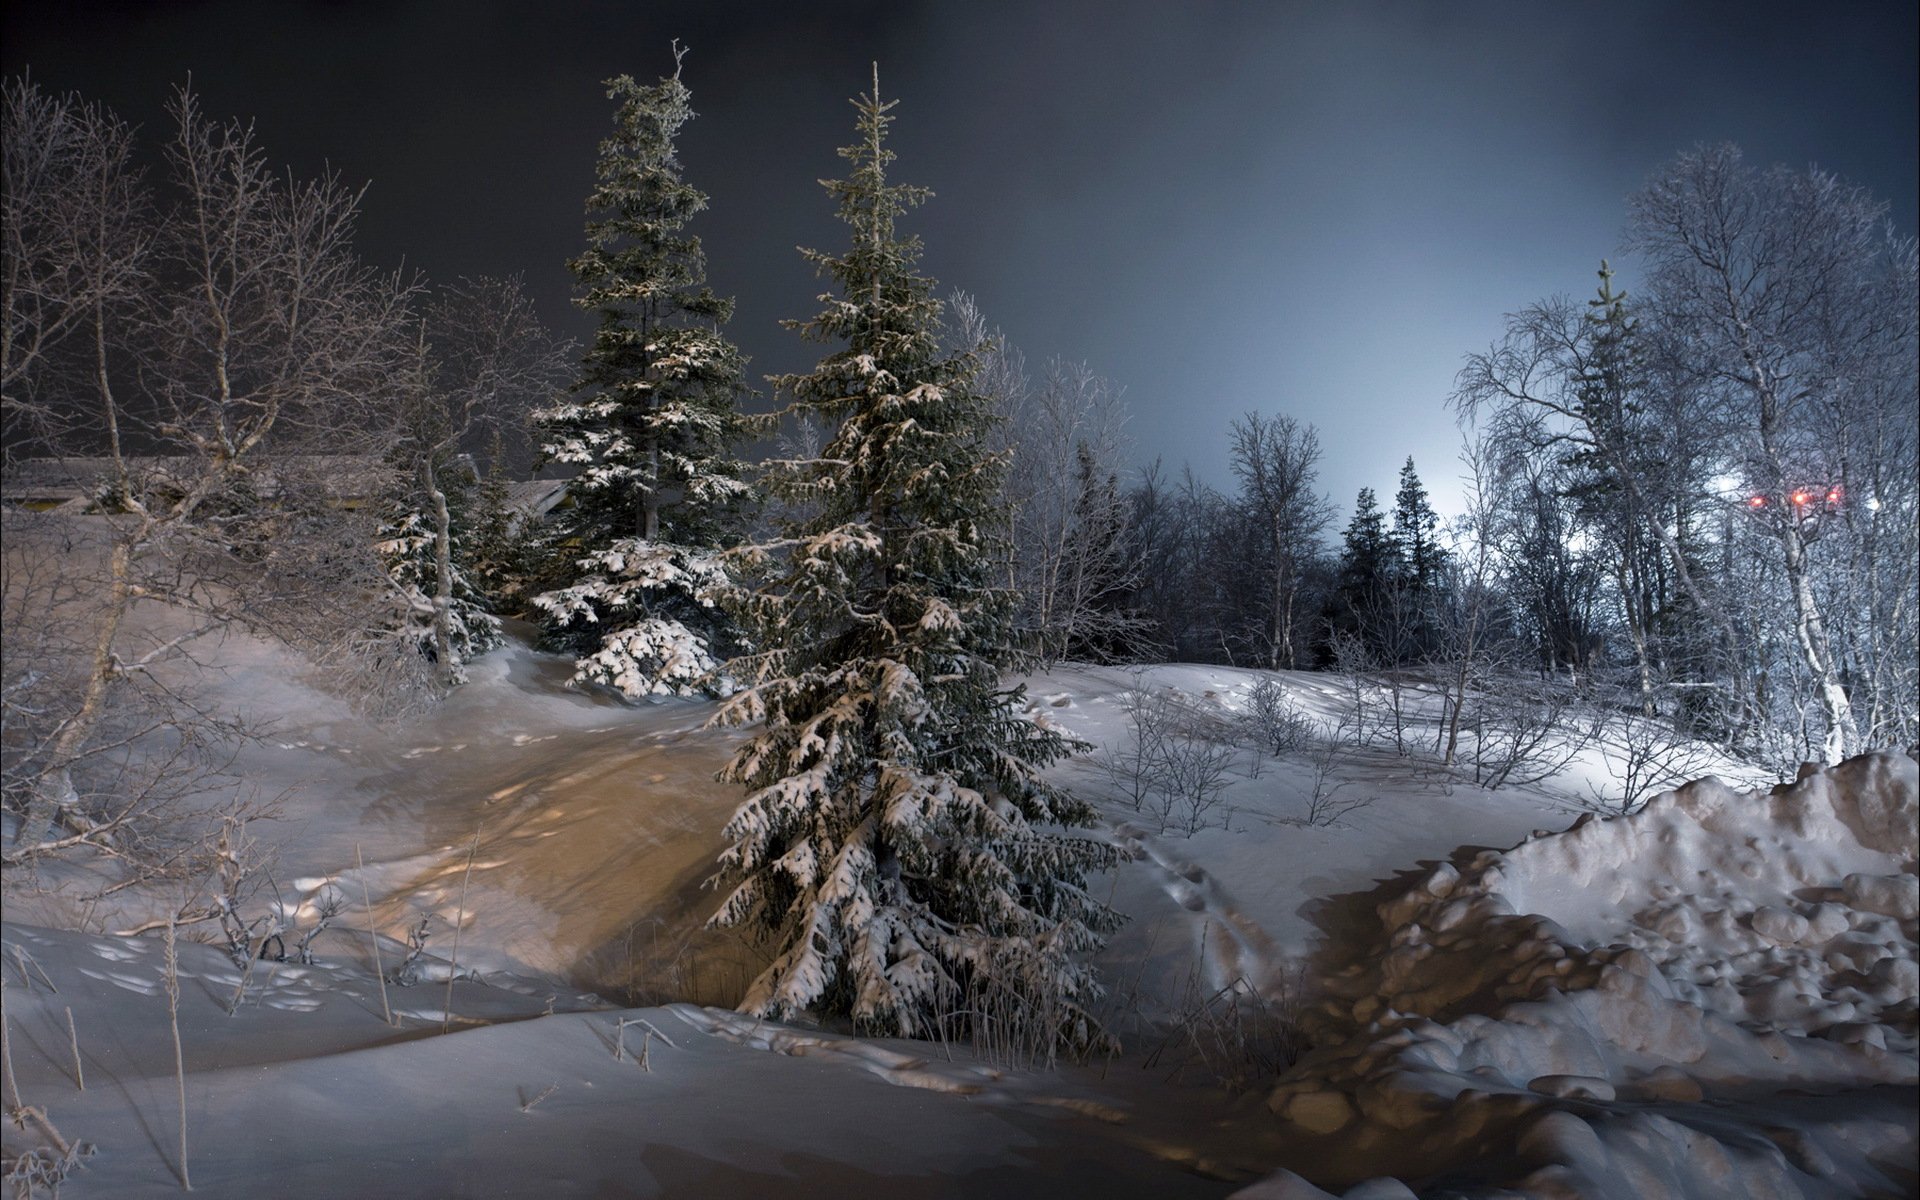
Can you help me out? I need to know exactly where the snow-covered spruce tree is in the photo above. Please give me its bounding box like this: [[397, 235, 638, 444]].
[[708, 69, 1121, 1042], [533, 46, 750, 698]]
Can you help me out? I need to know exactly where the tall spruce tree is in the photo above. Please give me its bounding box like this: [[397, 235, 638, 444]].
[[1335, 487, 1397, 606], [1390, 457, 1445, 591], [532, 46, 750, 697], [708, 68, 1120, 1040], [1324, 485, 1403, 660], [1566, 262, 1668, 706]]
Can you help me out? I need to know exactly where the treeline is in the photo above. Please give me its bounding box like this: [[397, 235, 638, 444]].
[[1080, 156, 1918, 775]]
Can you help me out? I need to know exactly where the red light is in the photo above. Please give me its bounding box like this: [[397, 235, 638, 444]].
[[1747, 495, 1767, 508], [1826, 487, 1843, 505], [1791, 489, 1812, 507]]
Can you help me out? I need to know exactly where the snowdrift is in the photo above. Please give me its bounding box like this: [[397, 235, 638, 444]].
[[1250, 749, 1918, 1199]]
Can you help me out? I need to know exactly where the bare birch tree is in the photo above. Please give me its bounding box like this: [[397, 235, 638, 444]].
[[1227, 411, 1330, 669], [3, 82, 417, 864], [949, 292, 1144, 664], [1629, 144, 1914, 762]]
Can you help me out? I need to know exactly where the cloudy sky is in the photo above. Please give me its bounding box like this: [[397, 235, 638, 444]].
[[7, 1, 1915, 519]]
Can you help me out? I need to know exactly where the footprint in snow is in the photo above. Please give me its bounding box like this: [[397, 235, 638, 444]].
[[1167, 880, 1208, 912]]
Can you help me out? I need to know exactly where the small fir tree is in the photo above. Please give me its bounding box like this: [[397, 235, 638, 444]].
[[467, 430, 525, 603], [708, 68, 1120, 1041], [532, 45, 750, 697]]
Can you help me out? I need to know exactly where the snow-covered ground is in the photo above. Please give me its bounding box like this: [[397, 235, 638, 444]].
[[4, 631, 1914, 1197]]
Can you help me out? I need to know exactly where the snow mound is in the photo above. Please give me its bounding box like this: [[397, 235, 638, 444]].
[[1488, 749, 1917, 1041], [1250, 750, 1918, 1199]]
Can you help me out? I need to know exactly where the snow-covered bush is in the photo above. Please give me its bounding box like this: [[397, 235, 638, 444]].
[[1241, 676, 1315, 756], [532, 539, 732, 698]]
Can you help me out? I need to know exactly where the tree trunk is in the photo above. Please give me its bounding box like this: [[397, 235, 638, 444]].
[[425, 460, 456, 687], [643, 435, 661, 541], [19, 537, 133, 847], [1780, 520, 1855, 762]]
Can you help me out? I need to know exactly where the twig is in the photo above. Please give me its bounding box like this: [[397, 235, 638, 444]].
[[11, 944, 58, 993], [443, 828, 480, 1034], [1, 978, 20, 1112], [65, 1006, 84, 1091], [518, 1083, 558, 1113], [630, 1017, 679, 1050], [164, 918, 192, 1190], [357, 845, 393, 1025], [224, 936, 260, 1016]]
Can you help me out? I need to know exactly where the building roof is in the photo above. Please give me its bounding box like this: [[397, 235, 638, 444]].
[[505, 478, 570, 518], [3, 455, 572, 518], [1, 454, 398, 505]]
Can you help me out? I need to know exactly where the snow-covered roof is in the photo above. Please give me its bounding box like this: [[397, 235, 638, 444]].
[[505, 477, 570, 518]]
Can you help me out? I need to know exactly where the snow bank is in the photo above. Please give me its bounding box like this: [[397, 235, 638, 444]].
[[1248, 750, 1918, 1199]]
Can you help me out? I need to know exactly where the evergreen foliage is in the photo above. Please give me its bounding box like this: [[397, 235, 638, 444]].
[[466, 431, 531, 605], [708, 68, 1120, 1041], [532, 46, 750, 697], [1339, 488, 1397, 592], [1391, 457, 1446, 592], [1325, 486, 1401, 657]]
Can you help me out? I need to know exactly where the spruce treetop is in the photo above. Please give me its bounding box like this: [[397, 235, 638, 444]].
[[1392, 456, 1444, 590], [571, 46, 731, 336]]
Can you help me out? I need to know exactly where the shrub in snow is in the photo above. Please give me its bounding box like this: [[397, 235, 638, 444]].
[[1297, 739, 1372, 828], [1101, 683, 1239, 836], [1142, 960, 1307, 1095], [531, 49, 750, 698], [533, 539, 732, 697], [1580, 710, 1719, 815], [708, 71, 1119, 1045], [1242, 677, 1315, 757]]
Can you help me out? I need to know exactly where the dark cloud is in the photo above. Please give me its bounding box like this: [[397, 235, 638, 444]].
[[6, 1, 1913, 517]]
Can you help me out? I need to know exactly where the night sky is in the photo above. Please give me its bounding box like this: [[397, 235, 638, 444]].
[[7, 1, 1916, 519]]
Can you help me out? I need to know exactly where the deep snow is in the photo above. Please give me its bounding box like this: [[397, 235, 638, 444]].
[[3, 629, 1914, 1198]]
